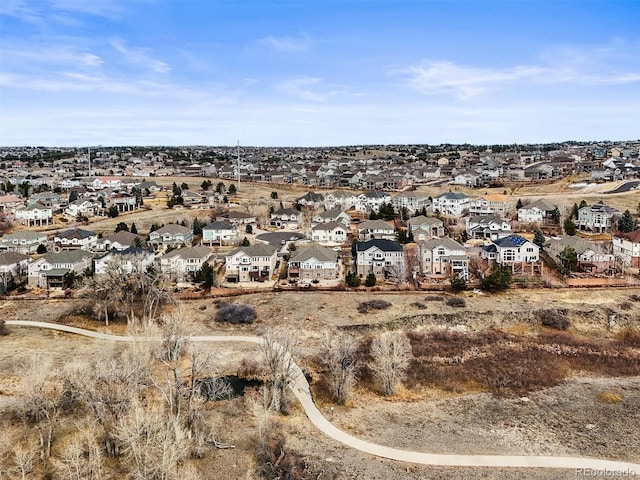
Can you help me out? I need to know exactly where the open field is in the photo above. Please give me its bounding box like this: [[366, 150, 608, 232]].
[[1, 287, 639, 479]]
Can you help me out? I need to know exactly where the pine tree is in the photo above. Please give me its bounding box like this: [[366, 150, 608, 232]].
[[563, 217, 577, 236], [533, 230, 546, 248], [130, 223, 138, 234], [618, 210, 635, 233]]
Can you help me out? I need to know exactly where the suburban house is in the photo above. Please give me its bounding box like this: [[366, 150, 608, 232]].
[[392, 191, 431, 212], [517, 198, 557, 224], [0, 194, 25, 215], [0, 231, 48, 254], [65, 199, 102, 218], [613, 230, 640, 270], [577, 202, 621, 233], [53, 228, 98, 251], [465, 215, 512, 240], [0, 251, 30, 290], [357, 219, 396, 241], [110, 192, 139, 213], [28, 192, 67, 212], [94, 247, 155, 275], [482, 234, 541, 273], [158, 245, 214, 281], [355, 191, 391, 212], [311, 209, 351, 226], [355, 239, 405, 281], [28, 250, 94, 288], [91, 176, 122, 190], [15, 203, 53, 226], [288, 244, 339, 281], [270, 208, 302, 229], [202, 221, 238, 246], [311, 221, 349, 244], [432, 192, 470, 216], [407, 215, 445, 240], [418, 237, 469, 280], [216, 211, 257, 226], [148, 224, 194, 249], [94, 231, 141, 252], [469, 194, 511, 216], [546, 236, 615, 274], [295, 191, 325, 208], [224, 243, 278, 283], [324, 191, 359, 211]]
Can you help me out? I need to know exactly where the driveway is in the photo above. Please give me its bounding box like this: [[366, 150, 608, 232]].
[[256, 231, 306, 248]]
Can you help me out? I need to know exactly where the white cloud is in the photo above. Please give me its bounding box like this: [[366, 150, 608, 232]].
[[278, 77, 346, 102], [111, 39, 171, 74], [3, 46, 103, 68], [259, 35, 311, 53]]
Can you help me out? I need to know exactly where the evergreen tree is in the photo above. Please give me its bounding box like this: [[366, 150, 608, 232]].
[[480, 265, 512, 292], [192, 217, 203, 236], [114, 222, 129, 233], [107, 206, 119, 218], [345, 270, 361, 287], [240, 236, 250, 246], [365, 273, 377, 287], [579, 199, 589, 209], [563, 217, 577, 236], [557, 247, 578, 275], [570, 203, 579, 220], [195, 261, 215, 290], [68, 190, 78, 203], [516, 198, 523, 210], [533, 230, 546, 248], [618, 209, 635, 233], [550, 207, 561, 225], [130, 223, 138, 234], [37, 243, 47, 254], [181, 182, 189, 191], [450, 274, 467, 292], [215, 182, 225, 194], [271, 191, 278, 199], [245, 224, 253, 234], [228, 184, 237, 194]]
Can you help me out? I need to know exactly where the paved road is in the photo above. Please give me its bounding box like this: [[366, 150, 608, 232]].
[[6, 320, 640, 472], [604, 180, 640, 194], [256, 231, 306, 248]]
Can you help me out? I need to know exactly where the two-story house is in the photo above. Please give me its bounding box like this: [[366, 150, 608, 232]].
[[465, 215, 512, 240], [392, 191, 431, 212], [517, 198, 557, 224], [469, 194, 511, 216], [407, 216, 445, 240], [311, 209, 351, 227], [288, 244, 339, 281], [0, 231, 48, 254], [148, 224, 194, 249], [482, 235, 540, 272], [270, 208, 302, 230], [202, 221, 238, 246], [94, 231, 141, 252], [355, 191, 391, 213], [613, 230, 640, 270], [324, 191, 359, 211], [295, 191, 325, 209], [0, 194, 25, 215], [94, 247, 155, 275], [358, 219, 395, 241], [28, 249, 94, 288], [355, 239, 405, 281], [418, 237, 469, 280], [311, 221, 349, 244], [225, 244, 278, 283], [432, 192, 470, 216], [15, 202, 53, 226], [546, 236, 615, 274], [53, 228, 98, 251], [158, 245, 214, 281], [578, 202, 620, 233]]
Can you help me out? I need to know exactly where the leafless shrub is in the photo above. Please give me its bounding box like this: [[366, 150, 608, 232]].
[[424, 295, 444, 302], [410, 302, 427, 309], [617, 328, 640, 348], [0, 319, 7, 336], [215, 302, 257, 324], [238, 358, 264, 380], [539, 309, 570, 330], [629, 294, 640, 302], [369, 332, 412, 396], [321, 332, 359, 405], [445, 297, 466, 308], [357, 299, 392, 314], [619, 301, 632, 311]]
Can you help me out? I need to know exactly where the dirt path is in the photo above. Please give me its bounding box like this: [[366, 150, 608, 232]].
[[6, 320, 640, 473]]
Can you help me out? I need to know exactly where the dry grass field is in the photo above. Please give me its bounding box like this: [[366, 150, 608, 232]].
[[1, 286, 639, 479]]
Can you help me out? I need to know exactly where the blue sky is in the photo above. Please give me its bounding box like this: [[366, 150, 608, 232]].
[[1, 0, 639, 147]]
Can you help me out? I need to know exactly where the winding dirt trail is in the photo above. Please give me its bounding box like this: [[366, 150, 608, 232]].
[[6, 320, 640, 472]]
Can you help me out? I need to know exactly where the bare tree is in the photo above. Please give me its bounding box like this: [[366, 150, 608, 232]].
[[12, 444, 36, 480], [262, 331, 299, 414], [369, 332, 412, 396], [116, 400, 189, 480], [21, 355, 62, 460], [322, 332, 359, 405]]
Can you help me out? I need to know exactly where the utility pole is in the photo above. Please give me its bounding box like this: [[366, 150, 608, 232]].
[[236, 140, 240, 191], [88, 146, 91, 177]]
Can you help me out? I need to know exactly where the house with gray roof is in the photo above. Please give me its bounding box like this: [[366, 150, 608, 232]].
[[225, 243, 278, 283], [355, 239, 405, 281], [358, 219, 395, 241], [465, 215, 512, 240], [288, 244, 338, 281], [53, 228, 98, 251], [158, 245, 213, 281], [418, 237, 468, 280], [0, 231, 48, 254], [432, 192, 470, 216], [578, 201, 620, 233], [546, 236, 615, 274], [407, 216, 445, 240], [202, 221, 237, 246], [148, 224, 193, 249], [28, 249, 93, 288], [311, 220, 349, 244]]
